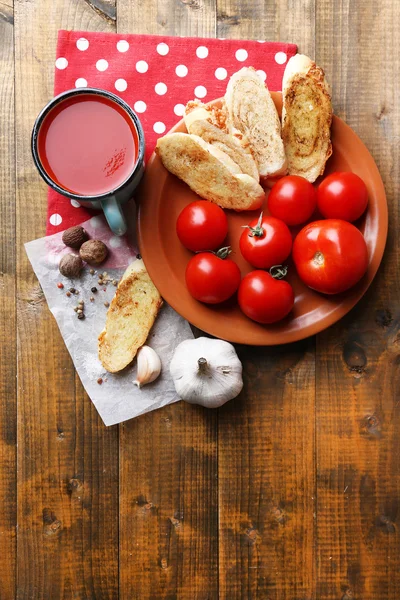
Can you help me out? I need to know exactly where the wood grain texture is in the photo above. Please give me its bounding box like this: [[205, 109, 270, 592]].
[[117, 0, 217, 37], [0, 3, 16, 599], [14, 0, 118, 597], [216, 3, 317, 598], [1, 1, 399, 598], [315, 1, 400, 599], [217, 0, 315, 50], [117, 5, 219, 598], [218, 341, 316, 600], [119, 405, 218, 599]]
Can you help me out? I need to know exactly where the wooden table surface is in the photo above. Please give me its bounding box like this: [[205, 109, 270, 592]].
[[1, 0, 399, 598]]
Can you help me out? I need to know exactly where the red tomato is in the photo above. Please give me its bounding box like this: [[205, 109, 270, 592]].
[[239, 214, 292, 269], [186, 248, 241, 304], [317, 172, 368, 222], [238, 269, 294, 324], [267, 175, 317, 225], [293, 219, 369, 294], [177, 200, 228, 252]]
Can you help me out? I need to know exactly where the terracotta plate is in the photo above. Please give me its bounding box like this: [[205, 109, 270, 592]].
[[137, 94, 388, 345]]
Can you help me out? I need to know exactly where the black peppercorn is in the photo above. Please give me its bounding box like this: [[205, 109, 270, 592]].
[[91, 286, 98, 293]]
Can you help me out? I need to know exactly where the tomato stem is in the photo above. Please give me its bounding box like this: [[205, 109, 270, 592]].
[[215, 246, 232, 259], [269, 264, 288, 279], [242, 212, 265, 238]]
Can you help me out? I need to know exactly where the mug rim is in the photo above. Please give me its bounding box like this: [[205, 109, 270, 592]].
[[31, 87, 145, 201]]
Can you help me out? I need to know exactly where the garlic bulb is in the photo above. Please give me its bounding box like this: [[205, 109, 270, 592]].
[[134, 346, 161, 388], [169, 337, 243, 408]]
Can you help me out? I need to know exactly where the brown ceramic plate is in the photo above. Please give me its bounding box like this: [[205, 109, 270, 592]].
[[137, 94, 388, 345]]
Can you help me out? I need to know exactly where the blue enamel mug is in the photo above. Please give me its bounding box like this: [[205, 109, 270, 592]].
[[31, 88, 145, 236]]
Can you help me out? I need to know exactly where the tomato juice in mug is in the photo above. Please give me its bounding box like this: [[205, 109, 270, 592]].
[[32, 88, 145, 235]]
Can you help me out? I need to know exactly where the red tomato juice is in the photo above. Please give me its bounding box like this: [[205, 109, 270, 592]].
[[38, 94, 139, 196]]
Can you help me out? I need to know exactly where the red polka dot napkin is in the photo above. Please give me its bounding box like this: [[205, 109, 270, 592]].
[[46, 30, 297, 234]]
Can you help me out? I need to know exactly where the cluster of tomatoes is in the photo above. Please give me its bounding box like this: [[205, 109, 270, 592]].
[[177, 172, 369, 324]]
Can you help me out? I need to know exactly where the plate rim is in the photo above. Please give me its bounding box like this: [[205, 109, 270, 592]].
[[137, 94, 388, 345]]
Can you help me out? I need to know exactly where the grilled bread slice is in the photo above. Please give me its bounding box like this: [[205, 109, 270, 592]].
[[156, 132, 264, 211], [98, 259, 162, 373], [282, 54, 333, 182], [184, 103, 259, 180], [224, 67, 287, 178]]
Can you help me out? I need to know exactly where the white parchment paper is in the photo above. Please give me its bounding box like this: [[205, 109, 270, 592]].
[[25, 214, 194, 426]]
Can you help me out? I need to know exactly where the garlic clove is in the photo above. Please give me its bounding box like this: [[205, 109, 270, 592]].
[[134, 345, 161, 388]]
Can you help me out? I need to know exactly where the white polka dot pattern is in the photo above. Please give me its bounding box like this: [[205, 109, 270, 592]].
[[275, 51, 287, 64], [155, 82, 167, 95], [109, 235, 123, 248], [235, 49, 248, 62], [157, 43, 169, 56], [174, 104, 185, 116], [115, 78, 128, 92], [75, 78, 87, 88], [196, 46, 209, 59], [136, 60, 148, 73], [90, 216, 103, 228], [55, 57, 68, 70], [96, 59, 108, 72], [76, 38, 89, 51], [117, 40, 129, 53], [194, 85, 207, 98], [175, 64, 188, 77], [49, 213, 62, 226], [256, 69, 267, 81], [47, 33, 297, 232], [215, 67, 227, 80], [134, 100, 147, 113], [153, 122, 166, 134]]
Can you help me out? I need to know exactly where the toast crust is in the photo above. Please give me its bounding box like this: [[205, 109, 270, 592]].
[[224, 67, 286, 177], [184, 103, 259, 180], [156, 132, 264, 211], [282, 55, 333, 182], [98, 260, 162, 373]]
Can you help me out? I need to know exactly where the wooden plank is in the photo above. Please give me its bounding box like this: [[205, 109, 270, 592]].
[[119, 406, 218, 599], [117, 0, 217, 37], [315, 1, 400, 598], [0, 3, 16, 599], [117, 3, 219, 598], [216, 2, 317, 598], [218, 341, 316, 600], [14, 0, 119, 597]]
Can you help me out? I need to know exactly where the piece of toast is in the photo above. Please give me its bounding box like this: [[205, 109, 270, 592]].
[[224, 67, 287, 178], [156, 132, 265, 211], [184, 103, 259, 181], [98, 259, 162, 373], [282, 54, 333, 182]]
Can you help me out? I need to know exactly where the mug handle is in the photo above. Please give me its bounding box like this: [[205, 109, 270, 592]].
[[101, 197, 127, 236]]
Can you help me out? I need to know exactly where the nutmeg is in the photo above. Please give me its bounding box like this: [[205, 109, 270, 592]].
[[79, 240, 108, 265], [59, 254, 83, 278], [62, 226, 89, 249]]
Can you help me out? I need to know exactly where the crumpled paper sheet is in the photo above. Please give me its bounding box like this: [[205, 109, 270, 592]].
[[25, 213, 194, 426]]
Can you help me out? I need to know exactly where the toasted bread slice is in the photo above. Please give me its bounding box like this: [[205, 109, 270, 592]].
[[98, 259, 162, 373], [282, 54, 333, 182], [184, 104, 259, 181], [185, 99, 229, 131], [224, 67, 287, 178], [156, 132, 264, 211]]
